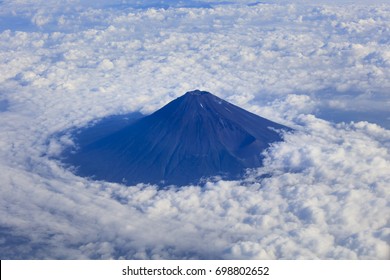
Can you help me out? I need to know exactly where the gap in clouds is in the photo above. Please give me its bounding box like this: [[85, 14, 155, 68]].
[[317, 108, 390, 130], [0, 99, 9, 112], [313, 87, 390, 129]]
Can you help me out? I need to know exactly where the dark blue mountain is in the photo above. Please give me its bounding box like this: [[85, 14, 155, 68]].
[[64, 90, 290, 186]]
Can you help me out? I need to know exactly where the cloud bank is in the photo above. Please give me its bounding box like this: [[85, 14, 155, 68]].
[[0, 0, 389, 259]]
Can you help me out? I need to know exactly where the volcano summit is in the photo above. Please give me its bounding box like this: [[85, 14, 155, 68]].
[[64, 90, 290, 186]]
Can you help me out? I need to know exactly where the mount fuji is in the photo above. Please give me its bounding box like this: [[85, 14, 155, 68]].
[[64, 90, 290, 186]]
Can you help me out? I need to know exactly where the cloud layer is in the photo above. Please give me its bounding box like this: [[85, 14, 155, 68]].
[[0, 0, 389, 259]]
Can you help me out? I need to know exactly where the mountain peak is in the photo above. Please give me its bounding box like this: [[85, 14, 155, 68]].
[[185, 89, 211, 96], [64, 91, 290, 186]]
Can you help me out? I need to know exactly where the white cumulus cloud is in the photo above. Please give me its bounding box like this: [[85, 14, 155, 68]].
[[0, 0, 389, 259]]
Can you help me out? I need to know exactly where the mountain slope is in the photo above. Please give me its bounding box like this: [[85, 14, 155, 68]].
[[65, 90, 290, 185]]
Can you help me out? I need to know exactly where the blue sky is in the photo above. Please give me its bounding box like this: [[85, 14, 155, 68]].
[[0, 0, 389, 259]]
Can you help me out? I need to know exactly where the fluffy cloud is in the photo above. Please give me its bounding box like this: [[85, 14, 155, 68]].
[[0, 0, 389, 259], [1, 1, 389, 123], [0, 116, 389, 259]]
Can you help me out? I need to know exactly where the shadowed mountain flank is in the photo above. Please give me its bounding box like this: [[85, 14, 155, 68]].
[[64, 90, 290, 186]]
